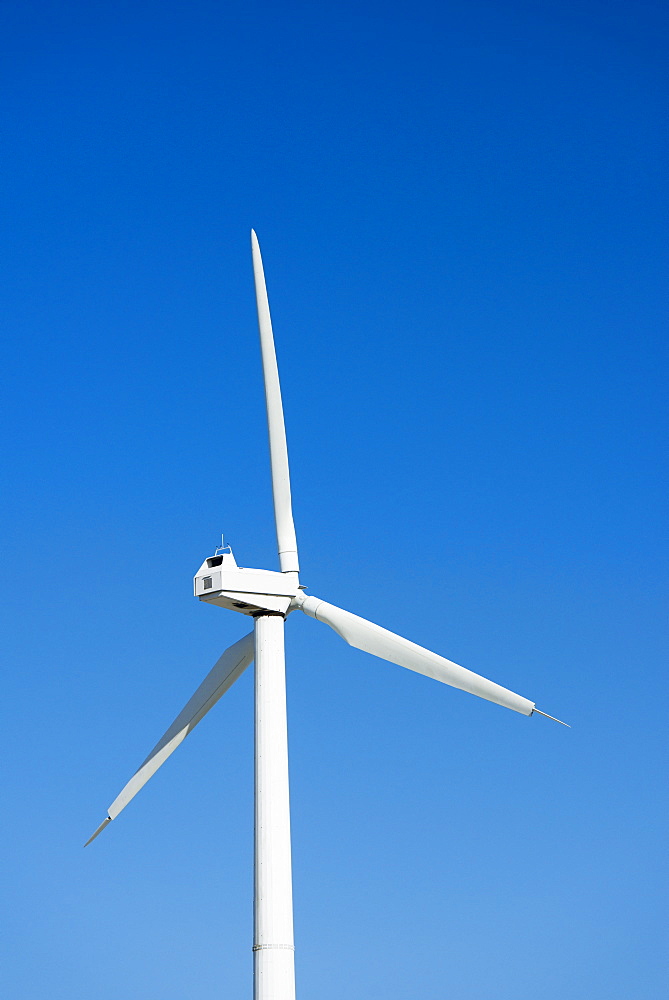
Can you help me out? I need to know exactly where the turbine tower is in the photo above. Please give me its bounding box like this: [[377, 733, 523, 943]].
[[87, 232, 566, 1000]]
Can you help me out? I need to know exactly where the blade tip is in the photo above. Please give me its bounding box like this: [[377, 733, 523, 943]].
[[84, 816, 112, 847], [533, 708, 570, 727]]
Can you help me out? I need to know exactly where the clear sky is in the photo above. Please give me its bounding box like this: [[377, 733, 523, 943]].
[[1, 1, 666, 997]]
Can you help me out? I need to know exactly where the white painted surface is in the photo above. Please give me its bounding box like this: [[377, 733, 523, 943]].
[[193, 553, 299, 614], [254, 614, 296, 1000], [251, 229, 300, 574], [84, 632, 254, 845], [194, 566, 298, 599], [298, 594, 534, 715]]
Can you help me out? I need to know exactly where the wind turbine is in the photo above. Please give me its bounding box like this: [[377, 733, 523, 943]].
[[87, 231, 567, 1000]]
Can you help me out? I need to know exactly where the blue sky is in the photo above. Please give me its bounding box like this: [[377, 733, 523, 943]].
[[1, 1, 666, 997]]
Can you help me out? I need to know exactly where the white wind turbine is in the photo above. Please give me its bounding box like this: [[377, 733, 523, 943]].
[[87, 231, 567, 1000]]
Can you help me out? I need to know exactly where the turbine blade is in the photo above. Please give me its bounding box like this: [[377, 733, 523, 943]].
[[533, 708, 570, 727], [84, 817, 111, 847], [299, 596, 534, 715], [85, 631, 254, 845], [251, 230, 299, 574]]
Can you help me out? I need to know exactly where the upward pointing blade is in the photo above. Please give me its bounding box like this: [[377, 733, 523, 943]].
[[299, 595, 535, 716], [251, 230, 299, 574], [85, 631, 254, 846]]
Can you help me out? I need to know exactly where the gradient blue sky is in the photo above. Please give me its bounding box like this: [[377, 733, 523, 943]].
[[1, 2, 666, 997]]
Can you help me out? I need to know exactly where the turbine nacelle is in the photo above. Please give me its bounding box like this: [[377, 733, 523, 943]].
[[194, 548, 299, 616]]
